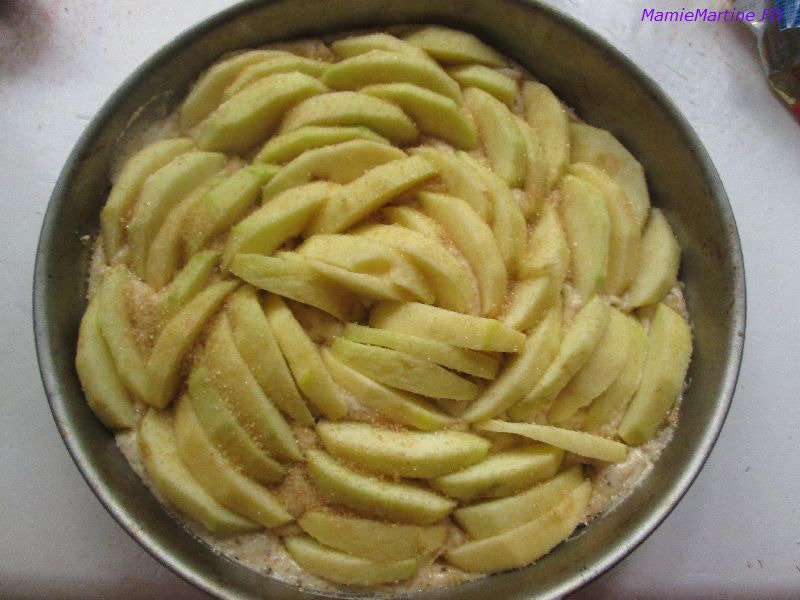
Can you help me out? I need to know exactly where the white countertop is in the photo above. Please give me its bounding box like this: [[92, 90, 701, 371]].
[[2, 1, 798, 598]]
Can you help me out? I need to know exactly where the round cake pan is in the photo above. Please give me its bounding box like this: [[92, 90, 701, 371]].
[[33, 1, 745, 598]]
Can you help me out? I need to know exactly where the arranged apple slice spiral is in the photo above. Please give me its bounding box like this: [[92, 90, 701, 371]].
[[75, 25, 693, 592]]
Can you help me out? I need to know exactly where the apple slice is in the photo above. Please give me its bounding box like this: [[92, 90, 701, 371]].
[[519, 203, 570, 283], [187, 365, 285, 484], [262, 139, 405, 200], [222, 56, 329, 98], [161, 250, 219, 319], [75, 296, 136, 429], [361, 83, 477, 149], [618, 303, 692, 445], [476, 420, 629, 463], [298, 510, 447, 561], [402, 26, 505, 67], [264, 295, 348, 420], [583, 316, 647, 433], [522, 82, 570, 189], [463, 87, 526, 187], [419, 191, 507, 316], [283, 535, 418, 586], [331, 32, 431, 61], [254, 125, 389, 164], [145, 279, 239, 409], [101, 137, 194, 259], [509, 295, 610, 419], [307, 154, 437, 234], [316, 421, 490, 478], [279, 91, 418, 144], [502, 276, 560, 332], [570, 163, 641, 296], [221, 181, 332, 268], [329, 337, 479, 401], [410, 147, 490, 219], [454, 467, 584, 539], [342, 322, 498, 379], [623, 209, 681, 309], [516, 117, 548, 216], [226, 287, 313, 425], [353, 223, 480, 315], [321, 49, 461, 103], [138, 409, 257, 533], [297, 234, 435, 304], [445, 480, 591, 573], [448, 65, 518, 106], [430, 445, 563, 499], [570, 122, 650, 229], [229, 253, 362, 321], [179, 49, 293, 130], [463, 310, 561, 423], [306, 449, 456, 525], [194, 72, 327, 153], [370, 302, 525, 352], [321, 350, 453, 430], [547, 308, 631, 425], [559, 174, 611, 306], [173, 396, 293, 528], [128, 151, 226, 276], [457, 152, 527, 272], [204, 313, 302, 461], [96, 265, 149, 402], [184, 164, 279, 256]]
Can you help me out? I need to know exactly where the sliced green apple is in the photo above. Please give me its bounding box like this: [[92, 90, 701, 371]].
[[522, 81, 570, 189], [138, 408, 257, 533], [402, 26, 505, 67], [516, 117, 548, 216], [221, 180, 332, 268], [329, 337, 479, 401], [161, 250, 219, 319], [445, 480, 591, 573], [254, 125, 389, 164], [476, 420, 628, 463], [519, 202, 570, 283], [618, 303, 692, 445], [342, 322, 498, 378], [101, 137, 194, 259], [226, 286, 313, 425], [448, 65, 518, 106], [75, 296, 136, 429], [283, 535, 418, 586], [623, 209, 680, 309], [361, 83, 477, 149], [570, 122, 650, 229], [264, 295, 348, 420], [262, 139, 405, 200], [501, 276, 560, 332], [430, 445, 563, 499], [187, 365, 286, 484], [559, 174, 611, 306], [128, 150, 226, 276], [321, 349, 453, 430], [307, 154, 437, 234], [298, 510, 447, 561], [278, 91, 418, 144], [173, 396, 293, 528], [184, 164, 279, 256], [316, 421, 490, 478], [463, 87, 526, 187], [203, 312, 302, 461], [331, 32, 431, 61], [419, 191, 507, 316], [509, 295, 610, 419], [222, 55, 329, 98], [454, 467, 584, 539], [229, 253, 362, 321], [410, 146, 490, 219], [321, 49, 461, 103], [306, 449, 456, 525], [194, 72, 327, 153], [463, 310, 561, 423]]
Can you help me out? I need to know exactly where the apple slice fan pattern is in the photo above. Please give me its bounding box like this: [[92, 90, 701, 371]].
[[75, 26, 693, 588]]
